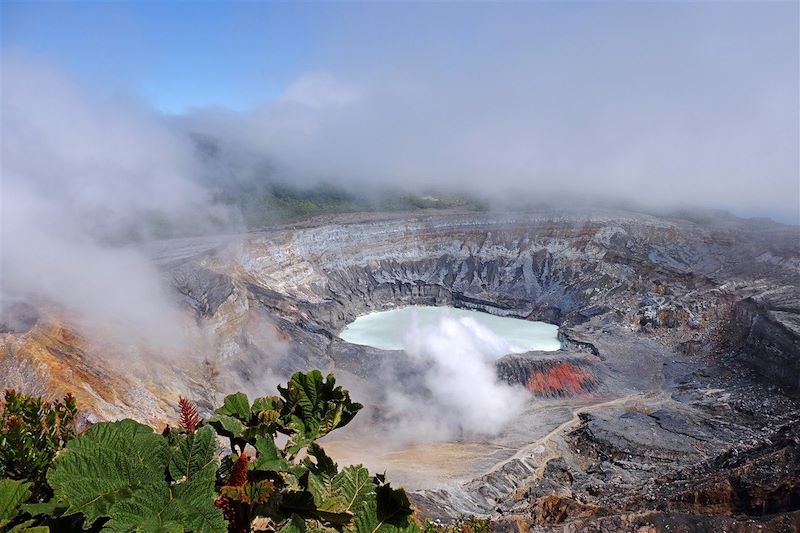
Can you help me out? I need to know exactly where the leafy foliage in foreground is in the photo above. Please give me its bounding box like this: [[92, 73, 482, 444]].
[[208, 370, 362, 457], [0, 478, 53, 532], [48, 420, 225, 532], [0, 371, 418, 533], [208, 370, 415, 533], [0, 390, 77, 501]]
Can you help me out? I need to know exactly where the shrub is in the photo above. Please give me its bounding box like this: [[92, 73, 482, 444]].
[[0, 390, 77, 501], [422, 516, 494, 533], [204, 370, 416, 533]]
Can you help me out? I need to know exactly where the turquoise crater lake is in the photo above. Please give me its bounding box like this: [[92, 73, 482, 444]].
[[339, 306, 560, 353]]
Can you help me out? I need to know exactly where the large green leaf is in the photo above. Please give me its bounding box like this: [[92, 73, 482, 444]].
[[304, 444, 337, 504], [101, 487, 183, 533], [215, 392, 250, 420], [168, 426, 217, 482], [278, 371, 362, 453], [7, 519, 50, 533], [0, 478, 31, 526], [48, 420, 225, 533], [167, 461, 226, 533], [206, 394, 283, 446], [319, 404, 344, 437], [333, 466, 374, 516], [241, 395, 285, 446], [305, 445, 347, 523], [206, 414, 246, 440], [251, 395, 283, 415], [279, 514, 307, 533], [20, 499, 62, 517], [252, 435, 300, 475], [166, 426, 227, 532], [285, 418, 314, 455], [303, 444, 375, 526], [47, 419, 169, 525], [305, 443, 338, 480], [353, 484, 418, 533]]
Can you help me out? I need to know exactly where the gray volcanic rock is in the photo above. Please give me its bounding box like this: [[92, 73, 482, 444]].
[[495, 352, 602, 396], [728, 295, 800, 391], [170, 264, 235, 318], [0, 302, 39, 334]]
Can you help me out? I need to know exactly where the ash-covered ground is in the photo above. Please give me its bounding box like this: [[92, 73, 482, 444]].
[[2, 208, 798, 532]]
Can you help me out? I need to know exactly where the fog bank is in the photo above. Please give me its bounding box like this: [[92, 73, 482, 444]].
[[2, 3, 797, 395], [1, 54, 237, 349], [178, 3, 799, 222]]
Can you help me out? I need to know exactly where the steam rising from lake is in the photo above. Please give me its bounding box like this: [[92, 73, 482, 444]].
[[341, 307, 558, 437], [340, 306, 560, 354]]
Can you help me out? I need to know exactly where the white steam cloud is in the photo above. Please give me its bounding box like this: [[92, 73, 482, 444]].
[[1, 53, 236, 349], [391, 316, 527, 438]]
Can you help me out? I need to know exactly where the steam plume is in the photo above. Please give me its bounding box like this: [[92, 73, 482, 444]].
[[393, 315, 527, 438], [1, 53, 236, 349]]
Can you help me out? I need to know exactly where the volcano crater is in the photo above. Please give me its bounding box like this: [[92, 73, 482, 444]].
[[3, 209, 799, 528]]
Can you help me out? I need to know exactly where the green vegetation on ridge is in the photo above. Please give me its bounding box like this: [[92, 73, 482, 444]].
[[216, 182, 489, 227]]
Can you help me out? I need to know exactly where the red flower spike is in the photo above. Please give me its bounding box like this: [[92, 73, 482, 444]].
[[216, 454, 251, 533], [215, 497, 245, 532], [228, 452, 249, 487], [178, 397, 201, 433]]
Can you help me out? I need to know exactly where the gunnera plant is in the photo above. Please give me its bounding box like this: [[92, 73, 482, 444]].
[[10, 370, 419, 533]]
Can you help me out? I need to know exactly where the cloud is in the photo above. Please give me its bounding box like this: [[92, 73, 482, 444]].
[[379, 315, 527, 440], [0, 53, 237, 349], [281, 73, 362, 110], [178, 3, 799, 221]]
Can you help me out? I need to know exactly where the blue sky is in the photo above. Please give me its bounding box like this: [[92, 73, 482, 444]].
[[5, 1, 795, 114], [2, 2, 324, 112]]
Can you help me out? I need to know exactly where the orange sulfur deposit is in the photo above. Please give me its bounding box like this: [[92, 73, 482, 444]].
[[525, 362, 594, 395]]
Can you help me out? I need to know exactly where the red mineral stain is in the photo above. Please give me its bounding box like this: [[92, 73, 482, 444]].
[[525, 362, 593, 394]]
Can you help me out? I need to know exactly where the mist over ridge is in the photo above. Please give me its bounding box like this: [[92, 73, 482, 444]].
[[1, 1, 798, 359], [177, 1, 797, 224], [4, 1, 799, 237]]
